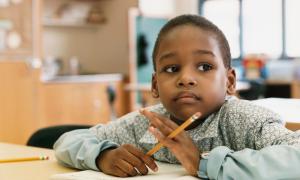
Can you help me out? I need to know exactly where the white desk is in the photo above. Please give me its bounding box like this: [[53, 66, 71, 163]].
[[252, 98, 300, 131], [0, 143, 76, 180], [0, 143, 197, 180]]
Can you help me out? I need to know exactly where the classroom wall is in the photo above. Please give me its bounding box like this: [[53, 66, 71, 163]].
[[139, 0, 198, 17], [173, 0, 199, 16], [43, 0, 138, 76], [43, 0, 198, 76]]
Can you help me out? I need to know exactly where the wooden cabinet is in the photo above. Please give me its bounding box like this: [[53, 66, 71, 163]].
[[0, 61, 127, 145], [0, 0, 42, 59], [291, 81, 300, 98], [0, 0, 137, 144], [37, 75, 127, 126], [0, 61, 38, 144], [38, 83, 111, 126]]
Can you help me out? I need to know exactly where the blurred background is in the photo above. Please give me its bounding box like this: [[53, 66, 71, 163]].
[[0, 0, 299, 145]]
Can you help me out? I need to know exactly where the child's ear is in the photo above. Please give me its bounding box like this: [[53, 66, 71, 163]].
[[226, 68, 236, 95], [151, 73, 159, 98]]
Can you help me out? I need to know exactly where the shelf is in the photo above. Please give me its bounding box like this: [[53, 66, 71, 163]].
[[41, 74, 124, 84], [42, 0, 105, 28], [43, 19, 102, 28]]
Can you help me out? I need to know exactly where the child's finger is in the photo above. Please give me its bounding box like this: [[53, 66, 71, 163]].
[[124, 144, 158, 172], [119, 145, 149, 175], [140, 109, 174, 136], [151, 116, 174, 136], [110, 165, 129, 177], [117, 159, 138, 177], [149, 126, 176, 147]]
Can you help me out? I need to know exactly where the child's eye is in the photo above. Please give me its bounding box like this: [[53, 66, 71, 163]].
[[163, 65, 179, 73], [198, 63, 212, 72]]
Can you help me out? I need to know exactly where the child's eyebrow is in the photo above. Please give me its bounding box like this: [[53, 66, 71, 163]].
[[193, 49, 216, 57], [158, 52, 176, 62], [158, 49, 216, 63]]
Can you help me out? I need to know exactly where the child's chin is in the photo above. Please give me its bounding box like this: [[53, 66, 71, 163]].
[[174, 111, 196, 121]]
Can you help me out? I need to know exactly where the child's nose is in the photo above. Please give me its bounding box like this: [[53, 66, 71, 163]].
[[176, 73, 198, 88]]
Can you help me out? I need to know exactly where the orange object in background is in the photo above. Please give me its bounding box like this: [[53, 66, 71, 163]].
[[242, 54, 267, 80]]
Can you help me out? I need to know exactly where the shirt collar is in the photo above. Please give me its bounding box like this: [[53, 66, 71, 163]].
[[139, 97, 236, 144]]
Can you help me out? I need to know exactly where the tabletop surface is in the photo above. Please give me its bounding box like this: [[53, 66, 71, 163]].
[[0, 143, 76, 180]]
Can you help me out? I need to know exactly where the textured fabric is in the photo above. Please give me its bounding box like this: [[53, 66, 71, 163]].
[[208, 145, 300, 180], [54, 98, 300, 179], [54, 130, 119, 170]]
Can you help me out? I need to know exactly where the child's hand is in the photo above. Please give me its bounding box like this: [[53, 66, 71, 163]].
[[140, 109, 201, 176], [96, 144, 158, 177]]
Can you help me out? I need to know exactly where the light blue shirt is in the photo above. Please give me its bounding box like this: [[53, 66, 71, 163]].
[[54, 98, 300, 179]]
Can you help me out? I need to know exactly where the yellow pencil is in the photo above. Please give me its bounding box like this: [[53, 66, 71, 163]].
[[0, 156, 49, 163], [146, 112, 201, 156]]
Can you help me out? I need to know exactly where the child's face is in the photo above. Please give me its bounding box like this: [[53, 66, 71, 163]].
[[152, 25, 236, 121]]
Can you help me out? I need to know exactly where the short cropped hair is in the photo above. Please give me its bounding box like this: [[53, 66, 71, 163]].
[[152, 14, 231, 71]]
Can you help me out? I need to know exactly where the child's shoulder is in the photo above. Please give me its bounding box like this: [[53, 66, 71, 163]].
[[117, 103, 167, 122], [221, 98, 282, 122]]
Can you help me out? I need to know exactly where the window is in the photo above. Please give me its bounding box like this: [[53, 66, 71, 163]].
[[202, 0, 240, 58], [286, 0, 300, 57], [200, 0, 299, 59], [243, 0, 282, 58]]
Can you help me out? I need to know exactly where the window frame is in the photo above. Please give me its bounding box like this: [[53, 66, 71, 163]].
[[198, 0, 296, 61]]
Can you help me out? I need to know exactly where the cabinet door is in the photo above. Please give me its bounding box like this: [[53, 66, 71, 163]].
[[0, 61, 37, 144], [38, 83, 112, 126], [0, 0, 41, 59], [292, 81, 300, 98]]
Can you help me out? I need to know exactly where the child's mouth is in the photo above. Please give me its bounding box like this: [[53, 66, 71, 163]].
[[173, 91, 201, 103]]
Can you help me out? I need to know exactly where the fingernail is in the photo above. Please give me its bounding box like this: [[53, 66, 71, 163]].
[[193, 112, 201, 119], [139, 108, 145, 114], [149, 126, 155, 131]]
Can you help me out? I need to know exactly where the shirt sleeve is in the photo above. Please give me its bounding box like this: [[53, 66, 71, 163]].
[[53, 128, 119, 170], [204, 145, 300, 180], [53, 110, 150, 171]]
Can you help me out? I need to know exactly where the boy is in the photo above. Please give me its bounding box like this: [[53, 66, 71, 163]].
[[54, 15, 300, 179]]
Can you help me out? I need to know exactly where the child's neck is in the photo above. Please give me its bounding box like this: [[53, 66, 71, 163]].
[[170, 115, 206, 130]]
